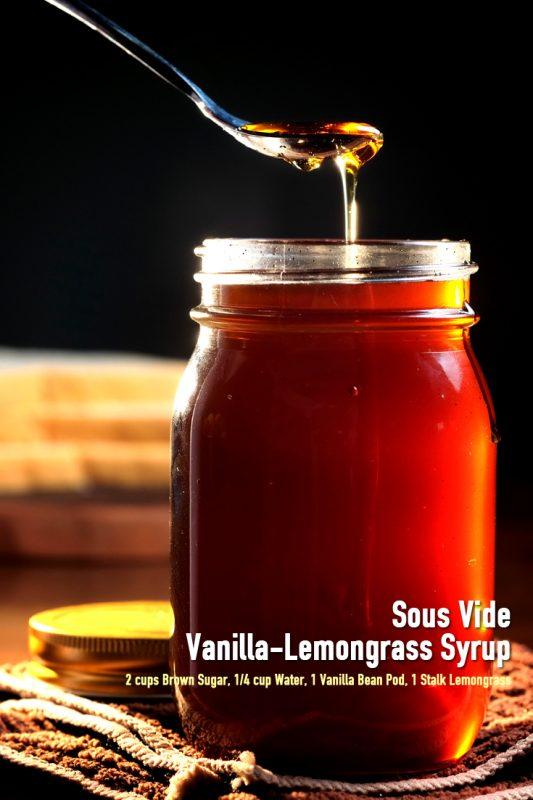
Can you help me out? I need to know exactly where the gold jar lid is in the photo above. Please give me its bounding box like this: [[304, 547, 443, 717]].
[[25, 600, 173, 697]]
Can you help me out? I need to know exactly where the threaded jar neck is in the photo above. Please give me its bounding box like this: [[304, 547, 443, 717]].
[[194, 239, 476, 285]]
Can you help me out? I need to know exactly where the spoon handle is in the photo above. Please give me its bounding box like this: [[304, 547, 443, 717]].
[[44, 0, 247, 128]]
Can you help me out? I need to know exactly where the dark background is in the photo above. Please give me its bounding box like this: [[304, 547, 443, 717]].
[[0, 3, 529, 519]]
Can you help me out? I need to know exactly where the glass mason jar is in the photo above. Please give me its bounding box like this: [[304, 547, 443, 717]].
[[170, 240, 496, 777]]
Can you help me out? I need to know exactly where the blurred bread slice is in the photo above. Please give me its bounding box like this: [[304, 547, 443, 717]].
[[41, 361, 183, 404], [82, 441, 169, 489], [0, 402, 172, 443], [0, 442, 85, 493], [0, 350, 185, 407], [0, 350, 186, 493], [0, 441, 170, 494], [37, 402, 172, 442]]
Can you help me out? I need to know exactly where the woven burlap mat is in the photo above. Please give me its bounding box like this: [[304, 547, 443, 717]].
[[0, 645, 532, 800]]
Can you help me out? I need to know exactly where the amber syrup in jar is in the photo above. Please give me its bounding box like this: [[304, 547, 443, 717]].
[[170, 240, 496, 777]]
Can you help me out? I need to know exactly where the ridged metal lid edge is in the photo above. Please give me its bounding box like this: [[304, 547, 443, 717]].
[[194, 239, 476, 283]]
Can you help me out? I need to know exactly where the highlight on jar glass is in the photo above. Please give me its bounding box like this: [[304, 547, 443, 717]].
[[170, 239, 497, 777]]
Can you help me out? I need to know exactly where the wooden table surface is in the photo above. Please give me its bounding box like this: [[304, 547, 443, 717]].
[[0, 519, 530, 797]]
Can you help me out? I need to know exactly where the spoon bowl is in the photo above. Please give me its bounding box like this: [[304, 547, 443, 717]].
[[237, 121, 383, 171]]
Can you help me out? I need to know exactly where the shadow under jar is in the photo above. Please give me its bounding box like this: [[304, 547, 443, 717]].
[[170, 240, 496, 778]]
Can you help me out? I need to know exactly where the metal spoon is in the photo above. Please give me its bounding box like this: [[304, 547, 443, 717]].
[[43, 0, 382, 172]]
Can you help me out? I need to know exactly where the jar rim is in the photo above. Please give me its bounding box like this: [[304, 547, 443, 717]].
[[194, 239, 477, 284]]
